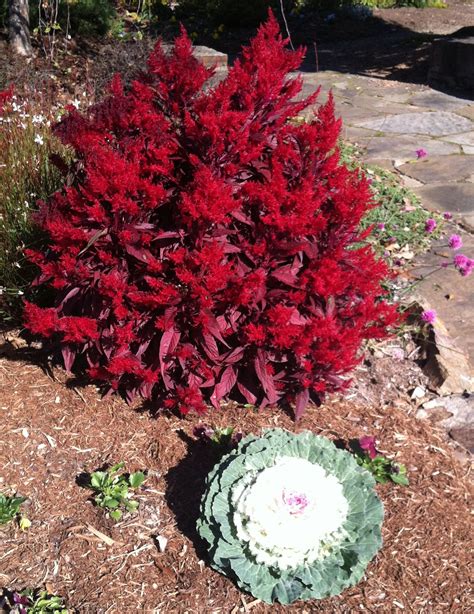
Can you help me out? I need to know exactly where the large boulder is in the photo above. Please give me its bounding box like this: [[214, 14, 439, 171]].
[[428, 27, 474, 93]]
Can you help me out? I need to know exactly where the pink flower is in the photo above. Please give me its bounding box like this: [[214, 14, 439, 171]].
[[454, 254, 473, 277], [359, 435, 379, 460], [448, 234, 462, 250], [282, 489, 309, 515], [377, 223, 385, 231], [425, 218, 437, 233], [193, 424, 214, 440], [421, 309, 436, 324], [416, 148, 427, 159], [443, 212, 453, 220]]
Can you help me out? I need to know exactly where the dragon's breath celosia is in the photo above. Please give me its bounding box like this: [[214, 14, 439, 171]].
[[21, 12, 398, 416]]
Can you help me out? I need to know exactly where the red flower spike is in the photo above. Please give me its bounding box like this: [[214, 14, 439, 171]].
[[22, 11, 398, 416]]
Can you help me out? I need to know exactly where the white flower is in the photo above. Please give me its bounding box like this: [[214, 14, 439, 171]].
[[232, 456, 349, 570], [72, 99, 81, 109], [32, 114, 45, 124], [34, 134, 44, 146]]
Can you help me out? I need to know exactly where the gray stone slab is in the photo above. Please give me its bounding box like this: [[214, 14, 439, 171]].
[[355, 135, 460, 163], [463, 146, 474, 155], [408, 90, 471, 111], [356, 111, 473, 136], [398, 156, 474, 184], [455, 105, 474, 121], [415, 227, 474, 364], [413, 182, 474, 230], [341, 125, 380, 141], [440, 131, 474, 147], [336, 103, 384, 124]]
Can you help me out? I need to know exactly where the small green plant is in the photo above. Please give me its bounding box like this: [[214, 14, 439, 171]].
[[87, 462, 146, 521], [193, 424, 243, 450], [350, 436, 409, 486], [3, 588, 67, 613], [0, 493, 27, 525]]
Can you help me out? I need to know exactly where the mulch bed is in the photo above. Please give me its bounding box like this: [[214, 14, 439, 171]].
[[0, 348, 472, 612]]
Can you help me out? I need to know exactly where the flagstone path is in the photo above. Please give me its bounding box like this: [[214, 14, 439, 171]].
[[299, 72, 474, 387]]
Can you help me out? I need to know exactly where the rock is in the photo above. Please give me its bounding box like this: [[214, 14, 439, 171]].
[[412, 182, 474, 231], [411, 386, 426, 400], [355, 111, 473, 137], [428, 27, 474, 93], [417, 394, 474, 453], [424, 317, 473, 394], [449, 426, 474, 453], [398, 156, 474, 184]]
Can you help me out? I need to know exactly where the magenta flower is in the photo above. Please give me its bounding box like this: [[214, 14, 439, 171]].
[[377, 222, 385, 231], [448, 234, 462, 250], [415, 148, 427, 159], [454, 254, 473, 277], [193, 424, 214, 441], [421, 309, 436, 324], [443, 212, 453, 220], [282, 489, 309, 515], [425, 218, 437, 233], [359, 435, 379, 460]]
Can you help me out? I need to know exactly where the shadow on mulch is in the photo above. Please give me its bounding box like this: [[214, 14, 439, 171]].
[[164, 430, 223, 561]]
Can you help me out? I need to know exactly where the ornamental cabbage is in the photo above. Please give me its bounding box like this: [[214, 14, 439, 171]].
[[197, 428, 383, 604]]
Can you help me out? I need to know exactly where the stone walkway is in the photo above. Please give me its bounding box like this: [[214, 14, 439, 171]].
[[300, 72, 474, 230], [299, 72, 473, 388]]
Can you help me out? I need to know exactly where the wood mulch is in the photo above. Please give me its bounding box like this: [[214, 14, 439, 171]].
[[0, 343, 472, 613]]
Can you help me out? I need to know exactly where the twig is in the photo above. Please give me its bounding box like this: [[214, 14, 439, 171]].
[[279, 0, 295, 51], [86, 524, 115, 546]]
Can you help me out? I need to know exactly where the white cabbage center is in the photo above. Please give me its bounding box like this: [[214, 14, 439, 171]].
[[232, 456, 349, 569]]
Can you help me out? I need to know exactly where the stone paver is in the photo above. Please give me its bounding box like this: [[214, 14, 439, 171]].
[[398, 156, 474, 184], [407, 90, 470, 111], [355, 111, 473, 136], [440, 130, 474, 147], [412, 183, 474, 231], [355, 135, 460, 164]]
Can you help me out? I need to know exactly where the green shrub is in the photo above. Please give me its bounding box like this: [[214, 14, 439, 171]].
[[296, 0, 445, 9], [176, 0, 292, 27], [31, 0, 116, 37]]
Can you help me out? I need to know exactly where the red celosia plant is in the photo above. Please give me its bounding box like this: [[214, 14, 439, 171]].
[[23, 12, 398, 417]]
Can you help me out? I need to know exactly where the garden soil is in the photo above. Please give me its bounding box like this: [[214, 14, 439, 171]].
[[0, 343, 472, 613]]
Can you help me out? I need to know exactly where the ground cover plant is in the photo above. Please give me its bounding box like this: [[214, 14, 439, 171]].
[[339, 142, 443, 261], [85, 461, 146, 521], [197, 428, 384, 604], [23, 13, 399, 417], [1, 588, 68, 614], [0, 493, 26, 526]]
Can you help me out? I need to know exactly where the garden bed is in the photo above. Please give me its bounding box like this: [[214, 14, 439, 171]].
[[0, 349, 471, 612]]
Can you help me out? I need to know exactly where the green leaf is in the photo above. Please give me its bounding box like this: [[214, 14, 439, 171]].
[[103, 497, 120, 509], [125, 499, 139, 513], [109, 462, 125, 474], [110, 509, 122, 521], [129, 471, 145, 489], [90, 472, 107, 489], [390, 471, 409, 486]]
